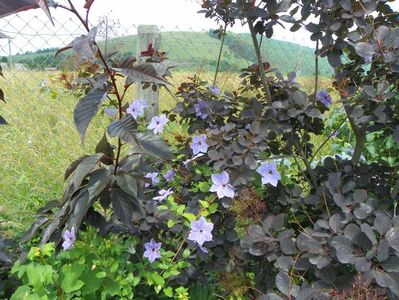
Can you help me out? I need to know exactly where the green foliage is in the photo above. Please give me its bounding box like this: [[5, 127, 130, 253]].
[[11, 228, 191, 299], [2, 0, 399, 299]]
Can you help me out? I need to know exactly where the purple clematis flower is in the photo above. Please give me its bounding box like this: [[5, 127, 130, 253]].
[[190, 134, 208, 155], [62, 227, 76, 251], [153, 188, 173, 204], [148, 114, 169, 134], [144, 172, 159, 187], [256, 162, 281, 187], [143, 238, 162, 263], [316, 90, 333, 107], [188, 217, 213, 248], [209, 171, 235, 199], [194, 100, 208, 119], [126, 99, 147, 119], [163, 169, 176, 182], [207, 85, 220, 95]]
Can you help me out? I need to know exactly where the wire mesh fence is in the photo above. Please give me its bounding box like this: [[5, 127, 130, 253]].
[[0, 12, 332, 234]]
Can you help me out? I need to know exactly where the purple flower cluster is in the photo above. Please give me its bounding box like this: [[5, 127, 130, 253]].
[[153, 187, 173, 204], [316, 90, 333, 107], [209, 171, 235, 199], [194, 100, 208, 119], [163, 169, 176, 182], [256, 162, 281, 187], [148, 114, 169, 134], [144, 172, 159, 187], [190, 134, 208, 155], [62, 227, 76, 250], [207, 85, 220, 95], [143, 238, 162, 263], [127, 99, 147, 119]]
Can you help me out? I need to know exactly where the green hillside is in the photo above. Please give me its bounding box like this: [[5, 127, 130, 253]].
[[3, 31, 331, 76]]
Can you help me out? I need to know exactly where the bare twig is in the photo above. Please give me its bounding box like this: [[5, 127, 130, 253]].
[[213, 23, 228, 87], [247, 18, 272, 102]]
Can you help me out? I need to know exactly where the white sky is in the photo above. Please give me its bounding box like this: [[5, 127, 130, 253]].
[[0, 0, 398, 55]]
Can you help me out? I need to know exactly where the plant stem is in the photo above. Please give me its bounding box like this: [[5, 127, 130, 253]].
[[247, 18, 272, 102], [343, 103, 366, 166], [213, 23, 228, 87], [61, 2, 126, 175], [314, 40, 319, 100], [293, 140, 318, 189], [310, 117, 347, 164]]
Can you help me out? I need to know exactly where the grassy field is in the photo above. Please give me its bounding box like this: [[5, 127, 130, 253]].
[[8, 31, 332, 76], [0, 69, 332, 237]]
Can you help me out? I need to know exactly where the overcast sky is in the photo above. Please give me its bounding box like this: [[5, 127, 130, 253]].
[[0, 0, 398, 55]]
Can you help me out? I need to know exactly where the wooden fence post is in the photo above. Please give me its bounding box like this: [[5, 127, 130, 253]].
[[136, 25, 161, 121]]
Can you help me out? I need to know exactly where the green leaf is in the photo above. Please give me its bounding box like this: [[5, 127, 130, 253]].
[[95, 271, 107, 278], [107, 113, 137, 145], [163, 287, 173, 297], [10, 285, 32, 300], [74, 88, 108, 143], [199, 200, 209, 208], [209, 203, 218, 213], [136, 132, 175, 160], [167, 220, 176, 228], [26, 264, 54, 290], [115, 64, 170, 85], [182, 248, 190, 258], [80, 269, 104, 295], [152, 272, 165, 286], [182, 213, 196, 222], [41, 243, 55, 258], [60, 264, 85, 293], [198, 182, 210, 193], [176, 205, 185, 215]]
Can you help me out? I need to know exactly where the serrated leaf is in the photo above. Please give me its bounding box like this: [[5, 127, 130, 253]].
[[37, 0, 53, 25], [20, 216, 49, 243], [0, 115, 7, 125], [115, 64, 169, 85], [74, 88, 108, 143], [87, 168, 111, 198], [0, 88, 5, 102], [111, 187, 142, 228], [116, 173, 138, 197], [72, 154, 103, 190], [95, 133, 114, 165], [136, 132, 174, 160], [152, 61, 177, 77], [107, 113, 137, 145]]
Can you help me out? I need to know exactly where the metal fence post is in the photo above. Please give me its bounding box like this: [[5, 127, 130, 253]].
[[136, 25, 161, 121]]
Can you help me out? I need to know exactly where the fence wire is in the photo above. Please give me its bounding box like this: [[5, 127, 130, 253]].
[[0, 12, 331, 235]]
